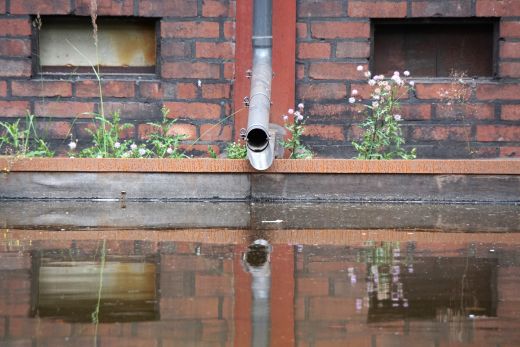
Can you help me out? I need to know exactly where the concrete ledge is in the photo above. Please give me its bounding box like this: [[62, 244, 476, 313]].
[[1, 157, 519, 202], [2, 157, 520, 174]]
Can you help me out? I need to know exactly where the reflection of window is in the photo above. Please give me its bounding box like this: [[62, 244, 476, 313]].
[[37, 17, 157, 74], [373, 20, 497, 77], [31, 250, 159, 323]]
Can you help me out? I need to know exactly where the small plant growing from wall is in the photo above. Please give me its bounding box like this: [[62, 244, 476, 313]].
[[351, 66, 416, 160], [0, 113, 54, 157], [146, 107, 188, 159], [225, 140, 247, 159], [280, 103, 313, 159]]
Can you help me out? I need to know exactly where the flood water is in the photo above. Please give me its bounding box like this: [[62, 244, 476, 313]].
[[1, 202, 520, 346]]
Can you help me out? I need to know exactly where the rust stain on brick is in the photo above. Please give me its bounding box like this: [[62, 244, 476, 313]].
[[0, 158, 519, 174]]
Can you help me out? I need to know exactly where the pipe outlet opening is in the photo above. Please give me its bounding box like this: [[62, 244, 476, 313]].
[[247, 128, 269, 152]]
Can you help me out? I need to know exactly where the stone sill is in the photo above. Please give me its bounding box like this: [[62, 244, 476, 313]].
[[1, 157, 520, 175]]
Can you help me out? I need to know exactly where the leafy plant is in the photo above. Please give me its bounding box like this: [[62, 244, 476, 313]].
[[77, 111, 133, 158], [146, 107, 187, 158], [225, 140, 247, 159], [351, 66, 416, 160], [280, 103, 313, 159], [0, 113, 54, 157], [208, 145, 218, 159]]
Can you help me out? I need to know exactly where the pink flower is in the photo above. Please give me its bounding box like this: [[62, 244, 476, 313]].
[[368, 79, 376, 86], [298, 103, 304, 109], [394, 114, 402, 121], [351, 89, 358, 96], [130, 143, 137, 150], [393, 71, 400, 76], [282, 114, 288, 121], [288, 108, 294, 115], [356, 65, 364, 71]]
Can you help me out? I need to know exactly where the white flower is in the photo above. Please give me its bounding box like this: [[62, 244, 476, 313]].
[[114, 142, 121, 148], [393, 71, 400, 76], [68, 141, 77, 150], [351, 89, 358, 96], [288, 108, 294, 115], [372, 101, 379, 108], [409, 81, 415, 86], [356, 65, 364, 71], [297, 114, 304, 121], [166, 147, 173, 154], [364, 71, 371, 78], [374, 88, 381, 94], [130, 143, 137, 150], [368, 79, 376, 86], [294, 111, 303, 121], [385, 85, 392, 91], [282, 114, 288, 121], [96, 155, 102, 158], [394, 114, 402, 121], [138, 148, 146, 156], [373, 95, 380, 100], [298, 103, 304, 110], [348, 97, 356, 104], [403, 70, 410, 76]]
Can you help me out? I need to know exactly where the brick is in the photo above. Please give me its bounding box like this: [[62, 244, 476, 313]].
[[0, 59, 31, 77], [416, 83, 471, 100], [335, 41, 370, 58], [297, 22, 307, 39], [297, 277, 329, 296], [477, 0, 520, 16], [161, 62, 220, 79], [200, 124, 232, 141], [0, 80, 6, 97], [500, 42, 520, 58], [35, 102, 94, 118], [311, 22, 370, 39], [348, 1, 407, 18], [75, 0, 133, 15], [309, 297, 357, 320], [315, 337, 371, 347], [168, 123, 197, 140], [0, 38, 31, 57], [139, 81, 162, 99], [297, 83, 347, 100], [304, 125, 345, 141], [0, 101, 30, 117], [161, 22, 220, 39], [298, 0, 344, 17], [399, 104, 432, 121], [477, 125, 520, 142], [500, 62, 520, 78], [12, 80, 72, 97], [11, 0, 71, 14], [0, 1, 4, 13], [224, 21, 235, 40], [203, 0, 233, 17], [477, 84, 520, 100], [223, 62, 234, 79], [500, 146, 520, 157], [75, 122, 135, 140], [161, 41, 191, 57], [196, 42, 235, 59], [297, 63, 305, 80], [307, 103, 355, 118], [202, 83, 230, 99], [298, 42, 331, 59], [308, 62, 360, 80], [0, 18, 31, 36], [412, 126, 471, 141], [160, 297, 219, 319], [36, 121, 72, 139], [502, 105, 520, 121], [103, 102, 161, 120], [501, 21, 520, 38], [436, 103, 494, 121], [161, 254, 221, 271], [139, 0, 197, 17], [98, 337, 157, 347], [195, 274, 233, 295], [176, 82, 198, 99], [411, 0, 472, 17], [76, 80, 135, 98]]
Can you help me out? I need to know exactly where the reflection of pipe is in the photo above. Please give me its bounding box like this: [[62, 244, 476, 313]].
[[243, 239, 272, 347], [246, 0, 274, 171]]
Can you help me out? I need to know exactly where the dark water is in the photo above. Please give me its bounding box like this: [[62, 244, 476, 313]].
[[2, 227, 520, 347]]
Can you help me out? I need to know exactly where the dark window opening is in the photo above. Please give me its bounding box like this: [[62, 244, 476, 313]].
[[36, 16, 157, 75], [372, 19, 497, 78]]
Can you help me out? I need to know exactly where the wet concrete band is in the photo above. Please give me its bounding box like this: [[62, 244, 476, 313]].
[[1, 158, 519, 202]]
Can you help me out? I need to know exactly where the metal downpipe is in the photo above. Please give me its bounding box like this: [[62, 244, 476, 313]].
[[246, 0, 274, 171]]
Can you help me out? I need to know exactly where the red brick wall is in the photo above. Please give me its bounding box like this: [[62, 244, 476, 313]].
[[0, 0, 235, 156], [297, 0, 520, 158]]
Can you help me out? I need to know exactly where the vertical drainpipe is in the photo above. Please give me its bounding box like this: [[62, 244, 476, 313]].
[[245, 0, 274, 171]]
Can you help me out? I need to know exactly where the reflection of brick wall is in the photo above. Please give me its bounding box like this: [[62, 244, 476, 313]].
[[296, 1, 520, 158], [0, 0, 234, 156], [0, 240, 234, 347]]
